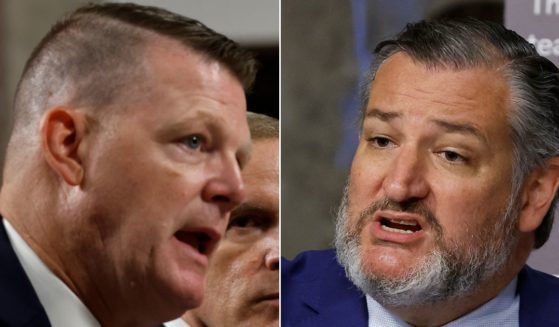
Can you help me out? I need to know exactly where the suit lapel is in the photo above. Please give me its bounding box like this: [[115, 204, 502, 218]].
[[296, 280, 368, 326], [518, 265, 559, 327], [285, 255, 559, 327], [288, 257, 368, 326], [0, 216, 51, 327]]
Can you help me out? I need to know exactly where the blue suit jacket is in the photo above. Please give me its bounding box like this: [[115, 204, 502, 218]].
[[0, 217, 51, 327], [282, 249, 559, 326]]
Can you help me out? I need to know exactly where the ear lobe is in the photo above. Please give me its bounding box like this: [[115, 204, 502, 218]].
[[40, 107, 88, 186], [518, 157, 559, 233]]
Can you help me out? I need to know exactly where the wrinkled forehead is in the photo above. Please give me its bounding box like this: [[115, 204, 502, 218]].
[[243, 139, 279, 182], [363, 53, 513, 146], [367, 53, 510, 115], [361, 49, 510, 125]]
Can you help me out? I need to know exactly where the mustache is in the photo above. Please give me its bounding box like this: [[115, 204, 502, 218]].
[[354, 197, 443, 237]]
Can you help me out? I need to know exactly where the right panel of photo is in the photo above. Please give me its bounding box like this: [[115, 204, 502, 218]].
[[281, 0, 559, 326]]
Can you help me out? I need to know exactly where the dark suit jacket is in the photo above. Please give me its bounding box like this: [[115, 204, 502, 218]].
[[0, 217, 51, 327], [282, 249, 559, 327]]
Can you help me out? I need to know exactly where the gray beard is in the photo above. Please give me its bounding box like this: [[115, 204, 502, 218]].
[[334, 189, 519, 307]]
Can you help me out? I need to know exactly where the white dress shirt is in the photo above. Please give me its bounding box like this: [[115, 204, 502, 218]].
[[165, 318, 190, 327], [3, 219, 100, 327]]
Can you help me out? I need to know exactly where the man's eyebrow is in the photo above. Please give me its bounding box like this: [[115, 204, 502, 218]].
[[232, 202, 268, 214], [432, 119, 487, 143], [365, 108, 487, 143], [365, 108, 401, 122], [157, 112, 219, 140]]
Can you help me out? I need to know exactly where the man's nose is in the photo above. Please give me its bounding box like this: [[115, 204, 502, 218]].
[[381, 146, 429, 203], [264, 232, 279, 271], [201, 153, 245, 215]]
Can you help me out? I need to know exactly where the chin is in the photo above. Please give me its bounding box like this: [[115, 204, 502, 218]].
[[152, 270, 205, 314], [176, 280, 205, 310], [360, 248, 418, 279]]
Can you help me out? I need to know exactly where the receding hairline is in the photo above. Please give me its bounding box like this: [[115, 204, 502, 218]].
[[67, 3, 257, 90], [14, 12, 251, 121]]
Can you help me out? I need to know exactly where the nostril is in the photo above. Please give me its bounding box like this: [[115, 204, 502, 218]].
[[211, 195, 229, 203], [210, 194, 240, 215], [266, 251, 279, 271]]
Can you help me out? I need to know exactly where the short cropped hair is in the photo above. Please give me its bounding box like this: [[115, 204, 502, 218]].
[[13, 2, 257, 130], [247, 112, 279, 140], [362, 18, 559, 248]]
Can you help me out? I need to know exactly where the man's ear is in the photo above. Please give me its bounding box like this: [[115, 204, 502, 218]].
[[518, 157, 559, 233], [40, 107, 89, 186]]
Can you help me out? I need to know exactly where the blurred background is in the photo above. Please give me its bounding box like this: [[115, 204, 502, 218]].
[[0, 0, 279, 182], [282, 0, 559, 275], [2, 0, 559, 275]]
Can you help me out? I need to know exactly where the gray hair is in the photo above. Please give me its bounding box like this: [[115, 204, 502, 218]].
[[360, 18, 559, 248]]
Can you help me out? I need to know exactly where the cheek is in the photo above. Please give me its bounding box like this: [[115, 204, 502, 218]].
[[85, 162, 202, 245], [211, 246, 261, 287], [200, 246, 252, 321], [434, 182, 511, 242], [127, 164, 206, 218], [94, 140, 206, 203], [206, 244, 245, 283], [348, 163, 383, 215]]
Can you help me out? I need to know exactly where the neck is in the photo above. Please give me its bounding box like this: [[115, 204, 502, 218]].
[[2, 174, 184, 326], [0, 187, 163, 327]]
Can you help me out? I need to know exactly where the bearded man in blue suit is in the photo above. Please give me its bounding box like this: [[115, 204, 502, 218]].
[[282, 18, 559, 326]]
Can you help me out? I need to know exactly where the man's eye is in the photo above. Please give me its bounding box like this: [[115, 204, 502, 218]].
[[182, 135, 203, 150], [228, 216, 255, 229], [228, 214, 272, 231], [440, 150, 466, 163], [368, 136, 394, 148]]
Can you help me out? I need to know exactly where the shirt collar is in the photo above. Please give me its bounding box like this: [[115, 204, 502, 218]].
[[3, 219, 101, 327], [165, 318, 190, 327], [366, 276, 519, 327]]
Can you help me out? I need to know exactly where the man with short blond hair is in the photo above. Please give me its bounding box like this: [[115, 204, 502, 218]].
[[0, 3, 256, 326]]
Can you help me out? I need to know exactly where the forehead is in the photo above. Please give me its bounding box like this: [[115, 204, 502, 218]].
[[367, 52, 511, 127], [108, 37, 250, 149], [238, 139, 279, 222], [144, 37, 246, 110], [243, 139, 279, 186]]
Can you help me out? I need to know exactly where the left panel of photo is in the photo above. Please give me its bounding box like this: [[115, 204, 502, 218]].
[[0, 1, 278, 326]]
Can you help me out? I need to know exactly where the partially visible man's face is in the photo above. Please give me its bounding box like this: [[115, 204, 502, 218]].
[[187, 138, 279, 327], [73, 39, 250, 318], [336, 52, 520, 306]]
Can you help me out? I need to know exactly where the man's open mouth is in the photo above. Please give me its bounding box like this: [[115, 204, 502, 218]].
[[379, 218, 422, 234], [174, 230, 214, 255]]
